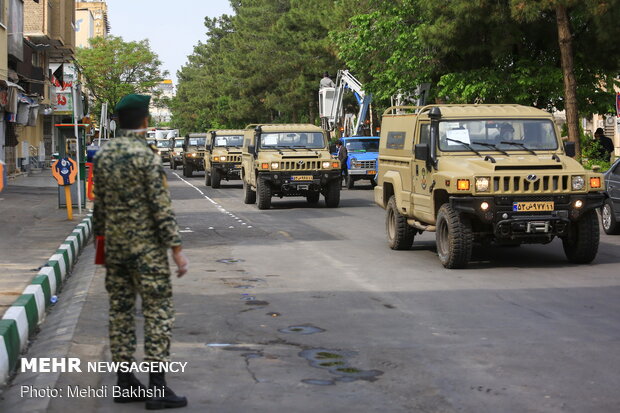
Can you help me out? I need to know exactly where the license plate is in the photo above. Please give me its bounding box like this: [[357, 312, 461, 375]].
[[513, 201, 554, 212], [368, 170, 376, 175], [234, 164, 241, 168], [291, 175, 313, 181]]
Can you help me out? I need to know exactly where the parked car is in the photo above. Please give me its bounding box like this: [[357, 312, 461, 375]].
[[601, 157, 620, 234]]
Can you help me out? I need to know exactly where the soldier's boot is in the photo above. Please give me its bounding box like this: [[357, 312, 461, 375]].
[[114, 372, 149, 403], [145, 372, 188, 410]]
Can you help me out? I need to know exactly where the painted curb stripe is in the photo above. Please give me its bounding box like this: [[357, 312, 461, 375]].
[[0, 336, 9, 385], [62, 240, 77, 263], [66, 236, 79, 255], [0, 320, 19, 374], [11, 295, 38, 336], [58, 244, 74, 268], [51, 252, 68, 278], [46, 260, 62, 288], [23, 286, 45, 323], [31, 273, 52, 306], [71, 230, 83, 249], [2, 307, 29, 351]]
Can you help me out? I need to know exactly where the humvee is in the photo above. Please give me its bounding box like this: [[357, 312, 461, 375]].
[[375, 104, 605, 269], [241, 124, 341, 209], [181, 133, 207, 177], [204, 129, 244, 188], [168, 137, 184, 170], [155, 138, 171, 163]]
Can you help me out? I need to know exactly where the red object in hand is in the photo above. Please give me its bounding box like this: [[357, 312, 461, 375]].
[[95, 236, 105, 265]]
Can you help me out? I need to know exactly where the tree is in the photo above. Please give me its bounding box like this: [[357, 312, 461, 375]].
[[76, 36, 165, 120]]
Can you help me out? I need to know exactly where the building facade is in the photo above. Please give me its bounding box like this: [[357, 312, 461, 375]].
[[151, 79, 174, 126]]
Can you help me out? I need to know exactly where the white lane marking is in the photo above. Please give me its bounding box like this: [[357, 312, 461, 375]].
[[172, 173, 252, 229]]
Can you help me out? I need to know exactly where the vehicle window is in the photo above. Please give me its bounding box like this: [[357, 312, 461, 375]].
[[438, 119, 559, 152], [259, 132, 325, 149], [188, 138, 206, 147], [174, 140, 184, 148], [215, 135, 244, 147], [345, 138, 379, 152], [147, 139, 157, 146], [156, 140, 170, 148], [419, 124, 430, 146], [612, 161, 620, 177]]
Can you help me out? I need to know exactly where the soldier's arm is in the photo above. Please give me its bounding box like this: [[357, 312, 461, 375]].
[[143, 155, 182, 248], [92, 158, 105, 237]]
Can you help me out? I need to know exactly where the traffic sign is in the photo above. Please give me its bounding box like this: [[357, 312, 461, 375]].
[[51, 157, 78, 186]]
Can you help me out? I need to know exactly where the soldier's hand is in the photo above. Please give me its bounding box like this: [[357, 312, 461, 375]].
[[172, 247, 189, 278]]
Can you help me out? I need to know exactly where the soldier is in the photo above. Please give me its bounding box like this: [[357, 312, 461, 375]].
[[336, 139, 348, 187], [93, 94, 189, 409]]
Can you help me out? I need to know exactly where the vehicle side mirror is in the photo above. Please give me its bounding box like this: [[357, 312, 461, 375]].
[[415, 143, 429, 161], [248, 145, 256, 156], [182, 144, 187, 152], [564, 141, 576, 158]]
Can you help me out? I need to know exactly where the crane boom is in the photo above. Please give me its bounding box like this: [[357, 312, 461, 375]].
[[319, 70, 372, 136]]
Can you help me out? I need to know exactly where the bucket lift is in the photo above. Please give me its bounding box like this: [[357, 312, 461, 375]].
[[319, 70, 372, 136]]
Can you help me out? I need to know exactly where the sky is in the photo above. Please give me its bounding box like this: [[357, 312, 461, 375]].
[[105, 0, 233, 86]]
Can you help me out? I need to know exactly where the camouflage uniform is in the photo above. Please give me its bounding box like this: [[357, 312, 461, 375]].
[[93, 132, 181, 363]]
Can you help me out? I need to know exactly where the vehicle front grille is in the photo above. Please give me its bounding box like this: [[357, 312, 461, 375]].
[[490, 175, 571, 194], [279, 160, 320, 170], [217, 154, 241, 163], [354, 160, 376, 169]]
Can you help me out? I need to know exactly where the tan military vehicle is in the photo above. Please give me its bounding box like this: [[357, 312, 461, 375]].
[[204, 129, 244, 188], [241, 124, 341, 209], [155, 138, 171, 163], [181, 133, 207, 177], [168, 137, 185, 170], [375, 104, 605, 269]]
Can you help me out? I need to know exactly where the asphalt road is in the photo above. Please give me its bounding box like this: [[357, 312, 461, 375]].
[[6, 168, 620, 413]]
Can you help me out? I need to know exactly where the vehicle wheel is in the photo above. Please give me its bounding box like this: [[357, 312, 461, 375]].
[[386, 196, 415, 250], [435, 204, 473, 269], [346, 176, 354, 189], [182, 164, 188, 177], [205, 171, 212, 186], [211, 168, 221, 188], [186, 164, 193, 177], [324, 180, 340, 208], [170, 160, 175, 170], [307, 191, 320, 204], [601, 199, 620, 235], [243, 179, 256, 204], [370, 179, 377, 188], [257, 177, 271, 209], [563, 209, 600, 263]]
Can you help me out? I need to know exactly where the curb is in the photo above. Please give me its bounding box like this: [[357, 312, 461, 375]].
[[0, 213, 93, 384]]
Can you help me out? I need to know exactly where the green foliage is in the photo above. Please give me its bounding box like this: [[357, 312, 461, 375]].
[[76, 36, 165, 120]]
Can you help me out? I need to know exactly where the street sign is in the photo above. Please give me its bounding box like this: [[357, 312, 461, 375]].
[[52, 157, 78, 186]]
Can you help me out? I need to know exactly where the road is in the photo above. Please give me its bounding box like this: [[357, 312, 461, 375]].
[[5, 168, 620, 413]]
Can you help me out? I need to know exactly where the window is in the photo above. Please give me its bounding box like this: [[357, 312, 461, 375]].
[[418, 124, 430, 146], [259, 132, 326, 149]]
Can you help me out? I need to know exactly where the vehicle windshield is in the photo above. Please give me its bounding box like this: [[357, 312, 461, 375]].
[[214, 135, 244, 147], [188, 137, 206, 147], [345, 138, 380, 152], [156, 140, 170, 148], [173, 139, 184, 148], [259, 132, 325, 149], [438, 119, 558, 152], [147, 139, 156, 146]]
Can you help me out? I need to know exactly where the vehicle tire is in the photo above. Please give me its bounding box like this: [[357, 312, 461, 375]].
[[370, 179, 377, 188], [435, 204, 473, 269], [243, 179, 256, 204], [346, 176, 354, 189], [186, 164, 193, 177], [601, 199, 620, 235], [563, 209, 600, 264], [307, 191, 320, 204], [205, 171, 212, 186], [211, 167, 221, 188], [324, 180, 340, 208], [257, 177, 271, 209], [170, 160, 175, 170], [386, 196, 415, 250]]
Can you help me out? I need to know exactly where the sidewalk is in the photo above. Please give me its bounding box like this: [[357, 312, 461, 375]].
[[0, 169, 87, 318]]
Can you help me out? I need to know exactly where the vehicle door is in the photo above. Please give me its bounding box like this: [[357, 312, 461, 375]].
[[412, 122, 433, 219], [241, 131, 256, 186], [608, 160, 620, 214]]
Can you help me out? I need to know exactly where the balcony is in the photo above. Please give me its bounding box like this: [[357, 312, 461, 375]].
[[24, 0, 75, 61]]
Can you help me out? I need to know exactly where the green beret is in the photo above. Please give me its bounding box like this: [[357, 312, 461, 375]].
[[115, 94, 151, 112]]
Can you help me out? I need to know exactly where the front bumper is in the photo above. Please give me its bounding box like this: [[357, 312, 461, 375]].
[[259, 170, 341, 194], [348, 168, 377, 178], [450, 193, 605, 239], [184, 157, 204, 170], [212, 162, 242, 177]]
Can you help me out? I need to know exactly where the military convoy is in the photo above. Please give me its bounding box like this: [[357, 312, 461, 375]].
[[181, 133, 207, 177], [374, 104, 605, 268], [240, 124, 341, 209], [204, 130, 245, 188]]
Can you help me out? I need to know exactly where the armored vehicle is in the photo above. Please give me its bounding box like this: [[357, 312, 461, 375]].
[[168, 137, 184, 170], [204, 129, 244, 188], [241, 124, 341, 209], [375, 104, 605, 269], [181, 133, 207, 177], [155, 139, 171, 163]]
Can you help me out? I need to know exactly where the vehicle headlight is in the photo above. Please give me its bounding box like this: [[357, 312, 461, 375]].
[[322, 161, 331, 169], [475, 177, 490, 192], [220, 156, 227, 161], [271, 162, 279, 169], [572, 175, 585, 190]]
